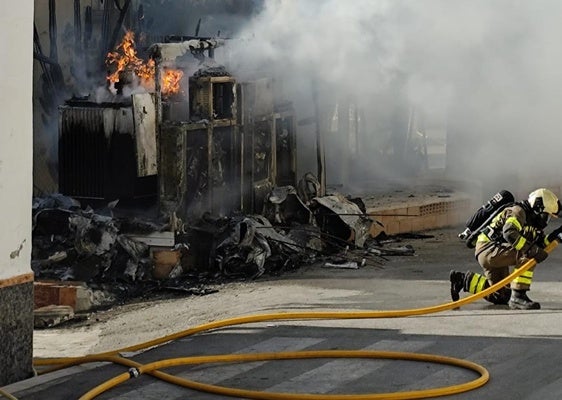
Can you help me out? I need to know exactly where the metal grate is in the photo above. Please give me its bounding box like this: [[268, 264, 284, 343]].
[[58, 106, 107, 199]]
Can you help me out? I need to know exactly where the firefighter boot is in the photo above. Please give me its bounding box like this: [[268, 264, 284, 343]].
[[508, 290, 541, 310], [449, 270, 465, 302]]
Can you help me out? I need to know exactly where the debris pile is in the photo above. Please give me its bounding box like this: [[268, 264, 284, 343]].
[[31, 185, 429, 309]]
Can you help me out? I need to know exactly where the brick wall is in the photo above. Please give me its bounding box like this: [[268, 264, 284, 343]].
[[367, 195, 473, 236]]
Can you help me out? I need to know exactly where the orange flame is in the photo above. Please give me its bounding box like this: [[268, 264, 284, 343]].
[[106, 31, 183, 95], [162, 68, 184, 95]]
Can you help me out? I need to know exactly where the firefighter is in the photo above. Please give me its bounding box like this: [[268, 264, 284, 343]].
[[450, 188, 562, 310]]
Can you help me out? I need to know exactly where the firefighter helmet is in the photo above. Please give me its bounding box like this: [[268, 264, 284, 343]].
[[528, 188, 560, 217]]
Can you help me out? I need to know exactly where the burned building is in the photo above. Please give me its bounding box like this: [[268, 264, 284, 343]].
[[32, 2, 412, 308], [57, 33, 298, 226]]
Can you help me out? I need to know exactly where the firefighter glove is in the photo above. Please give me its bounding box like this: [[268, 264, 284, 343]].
[[528, 245, 548, 263], [547, 225, 562, 243]]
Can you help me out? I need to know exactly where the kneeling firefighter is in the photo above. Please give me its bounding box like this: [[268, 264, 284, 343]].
[[451, 188, 562, 310]]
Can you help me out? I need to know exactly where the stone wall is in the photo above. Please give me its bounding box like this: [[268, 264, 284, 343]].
[[0, 278, 34, 386], [0, 1, 34, 386]]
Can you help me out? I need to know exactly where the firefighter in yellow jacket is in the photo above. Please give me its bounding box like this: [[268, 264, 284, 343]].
[[450, 188, 562, 310]]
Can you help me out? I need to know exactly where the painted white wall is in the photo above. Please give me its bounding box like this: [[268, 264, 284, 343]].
[[0, 3, 33, 280]]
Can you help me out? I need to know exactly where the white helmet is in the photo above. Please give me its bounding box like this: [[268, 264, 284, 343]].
[[528, 188, 560, 217]]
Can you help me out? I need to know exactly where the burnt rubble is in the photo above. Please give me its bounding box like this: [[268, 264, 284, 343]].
[[31, 187, 429, 308]]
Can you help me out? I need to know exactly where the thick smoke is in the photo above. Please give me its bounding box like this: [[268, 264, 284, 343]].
[[222, 0, 562, 195]]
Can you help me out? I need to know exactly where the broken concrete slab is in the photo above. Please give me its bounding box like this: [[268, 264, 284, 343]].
[[34, 305, 74, 329]]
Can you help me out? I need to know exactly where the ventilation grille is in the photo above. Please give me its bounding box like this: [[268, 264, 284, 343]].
[[58, 107, 107, 199], [419, 199, 471, 216]]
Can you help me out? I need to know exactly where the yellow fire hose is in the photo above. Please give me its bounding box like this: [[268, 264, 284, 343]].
[[28, 240, 556, 400], [0, 388, 18, 400]]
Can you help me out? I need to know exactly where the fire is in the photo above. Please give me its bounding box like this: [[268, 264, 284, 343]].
[[162, 68, 184, 95], [106, 31, 183, 96]]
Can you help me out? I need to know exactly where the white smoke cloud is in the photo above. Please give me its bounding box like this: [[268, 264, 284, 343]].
[[221, 0, 562, 194]]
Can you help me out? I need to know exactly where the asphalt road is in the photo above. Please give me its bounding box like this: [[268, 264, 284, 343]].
[[7, 223, 562, 399]]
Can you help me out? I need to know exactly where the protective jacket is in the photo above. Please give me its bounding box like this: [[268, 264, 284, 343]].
[[452, 188, 561, 308], [476, 202, 549, 258], [474, 201, 549, 292]]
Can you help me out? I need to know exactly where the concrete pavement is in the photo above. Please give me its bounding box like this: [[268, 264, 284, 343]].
[[5, 217, 562, 399]]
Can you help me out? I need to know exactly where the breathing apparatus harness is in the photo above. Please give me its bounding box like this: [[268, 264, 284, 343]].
[[477, 200, 546, 253], [477, 204, 513, 245]]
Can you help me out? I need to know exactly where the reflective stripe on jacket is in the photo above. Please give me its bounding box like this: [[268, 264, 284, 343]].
[[476, 204, 546, 251]]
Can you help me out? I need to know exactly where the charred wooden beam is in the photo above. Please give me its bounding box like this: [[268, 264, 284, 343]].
[[74, 0, 82, 55], [48, 0, 58, 61], [312, 80, 326, 196], [107, 0, 132, 57]]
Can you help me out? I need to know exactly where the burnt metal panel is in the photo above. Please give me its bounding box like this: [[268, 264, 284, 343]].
[[189, 76, 236, 121], [132, 93, 157, 176], [58, 103, 156, 201], [240, 81, 274, 213], [211, 124, 240, 215], [274, 110, 297, 187], [159, 122, 188, 215], [253, 118, 274, 183], [59, 106, 107, 199], [159, 120, 240, 221], [242, 78, 274, 117]]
